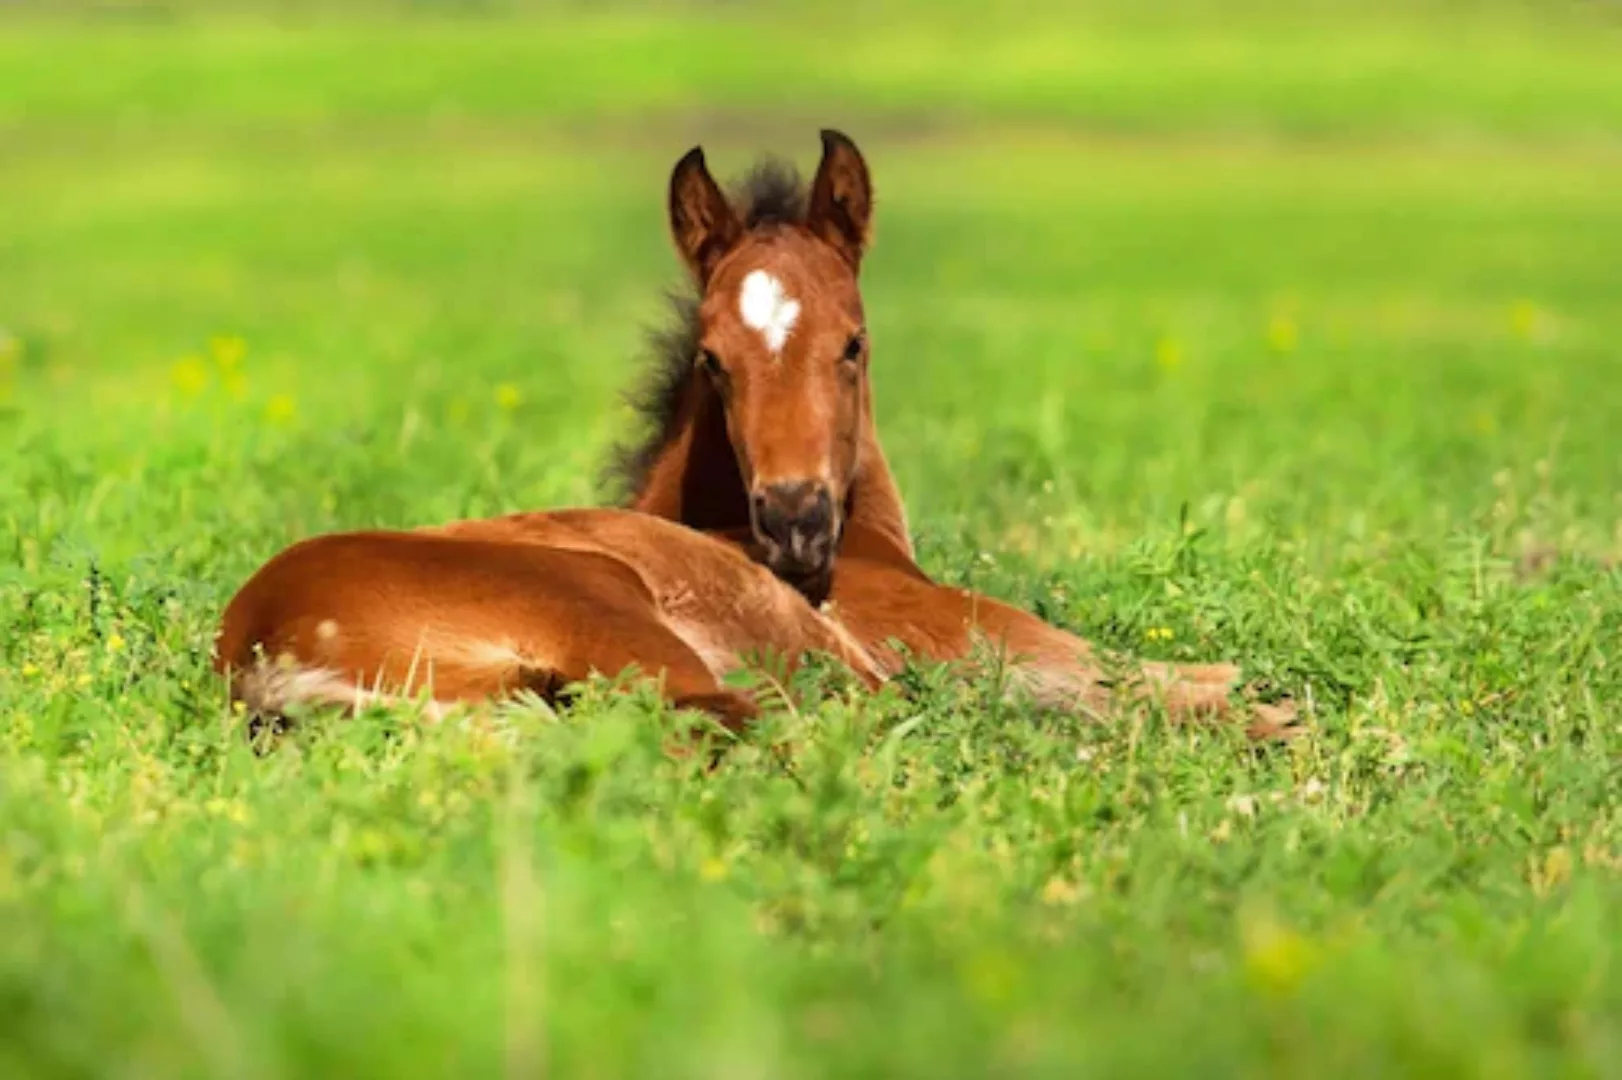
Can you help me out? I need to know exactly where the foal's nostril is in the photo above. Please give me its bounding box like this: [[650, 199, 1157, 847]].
[[752, 481, 836, 566], [798, 488, 833, 538]]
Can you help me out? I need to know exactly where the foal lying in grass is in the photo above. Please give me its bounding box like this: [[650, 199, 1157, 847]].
[[215, 131, 1295, 740]]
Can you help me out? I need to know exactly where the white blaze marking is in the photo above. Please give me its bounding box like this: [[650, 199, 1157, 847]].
[[738, 270, 800, 356]]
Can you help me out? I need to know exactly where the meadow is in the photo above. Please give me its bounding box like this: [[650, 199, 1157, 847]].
[[3, 2, 1621, 1075]]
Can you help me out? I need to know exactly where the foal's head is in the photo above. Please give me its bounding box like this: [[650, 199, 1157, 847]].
[[666, 129, 875, 587]]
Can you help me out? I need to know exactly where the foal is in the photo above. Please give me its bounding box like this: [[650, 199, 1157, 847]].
[[216, 131, 1288, 737], [615, 130, 1294, 734]]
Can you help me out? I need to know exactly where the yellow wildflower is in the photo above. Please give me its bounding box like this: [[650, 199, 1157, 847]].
[[495, 383, 523, 411], [264, 393, 296, 424], [170, 356, 209, 397], [1509, 299, 1541, 341], [1267, 313, 1299, 354], [1040, 876, 1082, 906], [1532, 846, 1573, 896], [1154, 336, 1184, 372], [210, 335, 247, 371], [1241, 914, 1317, 997]]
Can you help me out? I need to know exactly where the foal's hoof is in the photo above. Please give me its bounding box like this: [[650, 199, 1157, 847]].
[[1243, 699, 1303, 742], [663, 690, 762, 769]]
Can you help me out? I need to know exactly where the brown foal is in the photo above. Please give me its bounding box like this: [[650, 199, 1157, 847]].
[[213, 130, 1293, 738]]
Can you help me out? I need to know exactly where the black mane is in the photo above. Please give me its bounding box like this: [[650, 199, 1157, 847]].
[[600, 157, 809, 502], [735, 156, 807, 229]]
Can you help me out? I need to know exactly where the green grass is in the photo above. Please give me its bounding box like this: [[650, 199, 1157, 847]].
[[3, 3, 1622, 1076]]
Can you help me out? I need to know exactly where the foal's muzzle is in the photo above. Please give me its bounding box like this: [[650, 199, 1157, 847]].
[[750, 480, 837, 580]]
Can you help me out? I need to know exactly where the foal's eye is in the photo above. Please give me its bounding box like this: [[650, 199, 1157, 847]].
[[841, 333, 865, 365], [697, 349, 723, 378]]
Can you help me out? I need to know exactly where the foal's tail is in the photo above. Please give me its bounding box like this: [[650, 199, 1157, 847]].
[[232, 661, 425, 721], [222, 648, 578, 742], [225, 661, 448, 747]]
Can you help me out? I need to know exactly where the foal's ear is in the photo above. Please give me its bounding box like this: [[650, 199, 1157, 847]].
[[668, 146, 742, 284], [806, 129, 874, 272]]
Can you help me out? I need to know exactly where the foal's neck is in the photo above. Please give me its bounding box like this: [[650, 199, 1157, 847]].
[[627, 373, 916, 569], [627, 377, 751, 533]]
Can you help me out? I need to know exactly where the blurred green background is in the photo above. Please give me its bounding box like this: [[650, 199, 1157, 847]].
[[3, 2, 1621, 1076], [4, 0, 1620, 559]]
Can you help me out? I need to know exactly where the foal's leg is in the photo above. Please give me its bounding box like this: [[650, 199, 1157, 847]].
[[952, 589, 1298, 738], [542, 613, 761, 737]]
